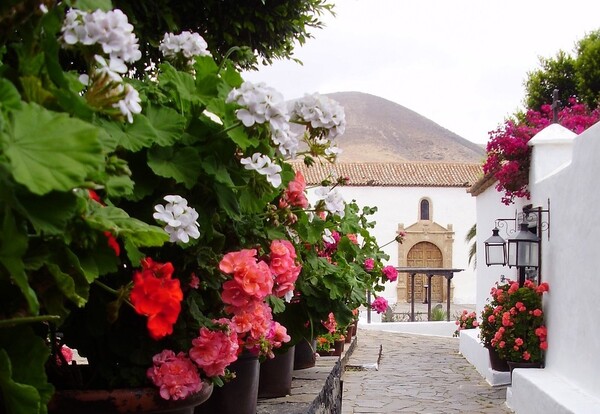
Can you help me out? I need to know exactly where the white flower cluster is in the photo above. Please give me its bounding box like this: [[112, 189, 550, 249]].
[[61, 8, 142, 123], [226, 82, 299, 158], [314, 186, 345, 217], [153, 195, 201, 243], [240, 153, 282, 188], [61, 8, 141, 73], [159, 31, 211, 65], [290, 93, 346, 140]]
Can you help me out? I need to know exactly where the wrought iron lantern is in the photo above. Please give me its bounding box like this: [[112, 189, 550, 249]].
[[483, 227, 506, 266], [507, 223, 540, 269]]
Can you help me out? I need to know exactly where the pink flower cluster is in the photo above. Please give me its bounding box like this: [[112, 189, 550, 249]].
[[147, 350, 203, 401], [219, 245, 297, 357], [269, 240, 301, 299], [322, 312, 337, 333], [148, 318, 240, 400], [483, 98, 600, 205], [280, 171, 308, 209], [189, 319, 239, 377], [363, 258, 375, 271], [371, 296, 388, 314], [382, 265, 398, 281]]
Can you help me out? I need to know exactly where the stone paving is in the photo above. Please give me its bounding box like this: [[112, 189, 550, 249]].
[[342, 329, 511, 414]]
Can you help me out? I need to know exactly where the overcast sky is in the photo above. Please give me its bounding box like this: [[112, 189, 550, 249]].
[[243, 0, 600, 145]]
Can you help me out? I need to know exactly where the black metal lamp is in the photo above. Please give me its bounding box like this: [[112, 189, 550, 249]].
[[507, 222, 540, 286], [484, 227, 506, 266], [507, 223, 540, 268]]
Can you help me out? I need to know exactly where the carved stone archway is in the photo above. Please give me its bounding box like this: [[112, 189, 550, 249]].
[[396, 221, 454, 303], [406, 242, 443, 302]]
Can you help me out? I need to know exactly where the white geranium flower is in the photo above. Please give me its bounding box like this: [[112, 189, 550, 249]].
[[93, 55, 123, 81], [290, 93, 346, 139], [271, 123, 298, 158], [60, 8, 141, 65], [153, 195, 200, 243], [240, 153, 282, 188], [284, 290, 294, 303], [314, 186, 345, 217], [159, 31, 211, 64], [226, 82, 289, 130], [240, 153, 269, 171], [261, 163, 282, 187], [325, 144, 343, 158], [114, 84, 141, 123], [322, 229, 335, 244]]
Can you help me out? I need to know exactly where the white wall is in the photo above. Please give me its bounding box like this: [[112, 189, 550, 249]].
[[527, 122, 600, 400], [474, 123, 600, 412], [474, 187, 525, 314], [335, 186, 477, 304]]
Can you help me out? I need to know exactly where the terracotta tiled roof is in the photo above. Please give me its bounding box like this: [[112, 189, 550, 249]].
[[291, 162, 483, 187], [467, 171, 498, 196]]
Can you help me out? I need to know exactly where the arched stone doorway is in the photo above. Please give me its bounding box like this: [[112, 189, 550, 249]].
[[396, 221, 455, 303], [406, 242, 443, 302]]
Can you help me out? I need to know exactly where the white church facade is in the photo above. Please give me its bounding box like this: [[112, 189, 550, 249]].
[[295, 161, 482, 305]]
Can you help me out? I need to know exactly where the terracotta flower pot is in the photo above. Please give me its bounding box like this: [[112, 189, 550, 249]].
[[48, 382, 213, 414]]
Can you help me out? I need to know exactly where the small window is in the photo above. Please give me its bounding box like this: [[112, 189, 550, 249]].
[[420, 199, 430, 221]]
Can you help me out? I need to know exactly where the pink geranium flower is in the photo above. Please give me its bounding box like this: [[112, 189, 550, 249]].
[[363, 258, 375, 271], [189, 322, 239, 378], [147, 350, 203, 400], [382, 265, 398, 281], [281, 171, 308, 208], [371, 296, 388, 314]]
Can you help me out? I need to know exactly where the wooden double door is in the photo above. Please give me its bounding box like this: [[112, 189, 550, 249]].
[[406, 241, 444, 303]]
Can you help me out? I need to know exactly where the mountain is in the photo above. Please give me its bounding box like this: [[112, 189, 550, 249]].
[[324, 91, 485, 163]]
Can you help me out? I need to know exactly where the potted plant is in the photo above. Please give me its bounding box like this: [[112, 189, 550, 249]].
[[490, 280, 549, 371], [453, 309, 479, 337]]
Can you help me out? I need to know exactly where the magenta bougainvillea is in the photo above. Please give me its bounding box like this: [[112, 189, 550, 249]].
[[483, 98, 600, 205]]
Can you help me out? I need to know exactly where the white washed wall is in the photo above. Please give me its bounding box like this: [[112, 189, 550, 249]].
[[472, 123, 600, 412], [308, 185, 477, 304], [474, 187, 524, 314]]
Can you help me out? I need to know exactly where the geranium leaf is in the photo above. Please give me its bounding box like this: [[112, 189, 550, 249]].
[[46, 262, 88, 308], [0, 78, 22, 112], [200, 157, 235, 186], [158, 63, 200, 113], [193, 55, 219, 77], [147, 146, 201, 188], [214, 185, 241, 219], [226, 124, 253, 149], [144, 105, 186, 147], [16, 191, 78, 235], [0, 325, 53, 414], [85, 205, 168, 248], [118, 114, 159, 152], [0, 210, 38, 315], [105, 174, 135, 198], [73, 0, 113, 11], [4, 103, 102, 195]]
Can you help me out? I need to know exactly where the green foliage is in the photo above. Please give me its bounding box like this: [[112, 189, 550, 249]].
[[574, 30, 600, 108], [525, 51, 576, 111], [430, 306, 446, 322], [111, 0, 335, 70], [524, 30, 600, 110], [0, 3, 393, 412]]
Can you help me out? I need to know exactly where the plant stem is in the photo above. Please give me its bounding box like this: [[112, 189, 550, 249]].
[[0, 315, 61, 328], [94, 280, 119, 295]]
